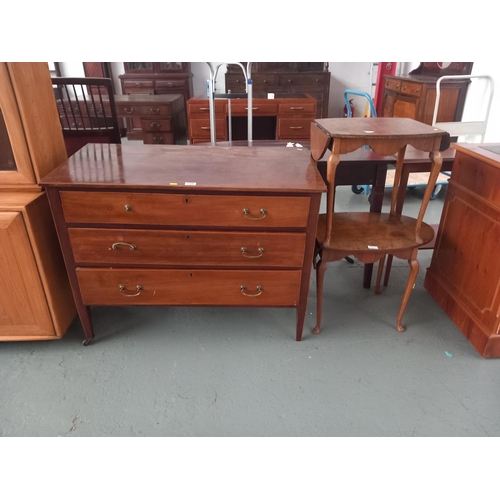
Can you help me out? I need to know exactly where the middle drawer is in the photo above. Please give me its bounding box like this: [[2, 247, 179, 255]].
[[68, 228, 306, 267]]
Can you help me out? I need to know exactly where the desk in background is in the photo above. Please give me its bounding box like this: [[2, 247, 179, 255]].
[[187, 94, 317, 144]]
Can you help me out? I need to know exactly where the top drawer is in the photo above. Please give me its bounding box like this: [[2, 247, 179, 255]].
[[188, 101, 226, 114], [60, 192, 311, 228], [115, 103, 172, 117], [278, 102, 316, 115], [156, 80, 187, 90], [122, 80, 155, 91], [400, 81, 423, 96], [385, 78, 402, 92]]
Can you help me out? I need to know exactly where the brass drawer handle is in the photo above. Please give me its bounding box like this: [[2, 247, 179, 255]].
[[289, 126, 303, 130], [289, 107, 304, 110], [119, 284, 143, 297], [199, 107, 210, 111], [153, 135, 165, 144], [150, 107, 161, 115], [242, 208, 267, 220], [124, 107, 134, 114], [166, 82, 174, 87], [245, 107, 259, 110], [403, 85, 406, 90], [112, 242, 137, 251], [415, 88, 420, 93], [124, 204, 132, 211], [150, 121, 161, 129], [201, 126, 211, 130], [241, 247, 264, 258], [240, 285, 263, 297], [134, 82, 142, 87]]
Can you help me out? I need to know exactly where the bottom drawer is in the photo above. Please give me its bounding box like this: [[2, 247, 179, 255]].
[[143, 132, 174, 144], [76, 268, 302, 306]]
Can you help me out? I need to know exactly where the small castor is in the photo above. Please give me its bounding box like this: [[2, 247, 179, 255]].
[[82, 338, 93, 346]]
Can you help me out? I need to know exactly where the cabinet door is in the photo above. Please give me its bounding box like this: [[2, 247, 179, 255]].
[[0, 63, 36, 185], [0, 212, 54, 337], [382, 90, 419, 120]]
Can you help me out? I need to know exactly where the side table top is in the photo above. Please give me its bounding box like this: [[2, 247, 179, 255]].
[[311, 118, 451, 159]]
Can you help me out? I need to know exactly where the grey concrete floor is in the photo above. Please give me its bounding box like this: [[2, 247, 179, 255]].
[[1, 182, 499, 437]]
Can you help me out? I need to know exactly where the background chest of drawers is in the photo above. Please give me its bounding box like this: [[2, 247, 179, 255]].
[[40, 143, 326, 344], [114, 95, 187, 144], [187, 95, 317, 144]]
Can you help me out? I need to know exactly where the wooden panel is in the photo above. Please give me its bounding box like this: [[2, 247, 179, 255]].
[[0, 212, 54, 337], [60, 191, 311, 228], [68, 228, 306, 267], [76, 268, 302, 306], [6, 63, 68, 183]]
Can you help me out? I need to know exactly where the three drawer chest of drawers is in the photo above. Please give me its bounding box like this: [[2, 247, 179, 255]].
[[40, 143, 326, 345]]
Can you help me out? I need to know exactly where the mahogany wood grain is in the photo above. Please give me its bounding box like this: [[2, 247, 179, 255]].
[[68, 228, 306, 267], [76, 268, 302, 306], [425, 143, 500, 357], [60, 191, 310, 228]]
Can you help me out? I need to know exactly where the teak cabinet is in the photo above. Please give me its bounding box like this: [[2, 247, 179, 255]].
[[425, 143, 500, 358], [225, 63, 330, 118], [382, 74, 470, 125], [0, 62, 76, 341]]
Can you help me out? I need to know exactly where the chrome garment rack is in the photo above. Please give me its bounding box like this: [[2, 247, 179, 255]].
[[206, 62, 253, 145]]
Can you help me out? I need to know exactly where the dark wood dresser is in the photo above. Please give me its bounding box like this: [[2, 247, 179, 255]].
[[40, 144, 326, 345], [187, 94, 317, 144], [424, 143, 500, 358], [119, 63, 193, 140], [114, 94, 187, 144], [225, 63, 330, 118]]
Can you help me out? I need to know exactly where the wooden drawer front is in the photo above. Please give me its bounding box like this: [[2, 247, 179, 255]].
[[385, 78, 402, 92], [140, 119, 172, 132], [278, 102, 316, 116], [189, 118, 226, 139], [76, 268, 302, 306], [69, 228, 306, 267], [277, 118, 313, 139], [230, 101, 278, 115], [156, 80, 186, 90], [60, 192, 311, 228], [123, 80, 155, 91], [188, 101, 226, 114], [400, 81, 423, 96], [116, 104, 172, 117], [142, 132, 174, 145]]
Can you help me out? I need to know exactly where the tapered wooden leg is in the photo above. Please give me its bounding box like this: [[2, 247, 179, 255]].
[[384, 254, 394, 286], [375, 256, 385, 295], [77, 304, 94, 345], [313, 257, 328, 335], [396, 254, 419, 332]]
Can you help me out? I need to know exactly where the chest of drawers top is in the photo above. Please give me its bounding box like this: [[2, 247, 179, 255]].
[[39, 144, 326, 194]]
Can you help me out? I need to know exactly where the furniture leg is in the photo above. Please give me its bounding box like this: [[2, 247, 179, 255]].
[[313, 257, 328, 335], [77, 304, 95, 345], [396, 252, 419, 333], [375, 256, 385, 295]]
